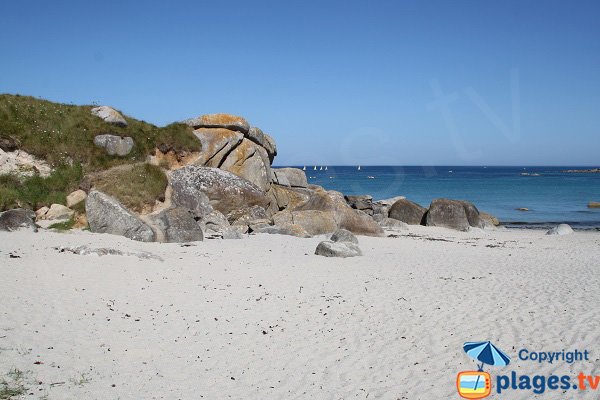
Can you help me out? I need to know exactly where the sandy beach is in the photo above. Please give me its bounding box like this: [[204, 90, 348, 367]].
[[1, 227, 599, 399]]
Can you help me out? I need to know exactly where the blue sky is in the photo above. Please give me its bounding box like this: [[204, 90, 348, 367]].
[[1, 0, 599, 165]]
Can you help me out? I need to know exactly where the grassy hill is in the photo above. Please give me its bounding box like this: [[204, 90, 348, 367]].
[[0, 94, 200, 211]]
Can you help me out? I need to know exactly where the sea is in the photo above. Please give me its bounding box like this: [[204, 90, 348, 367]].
[[288, 166, 600, 230]]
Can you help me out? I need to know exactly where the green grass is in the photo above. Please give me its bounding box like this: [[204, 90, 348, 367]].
[[88, 163, 168, 212], [0, 164, 83, 211], [48, 217, 77, 231], [0, 93, 201, 212], [0, 94, 200, 170]]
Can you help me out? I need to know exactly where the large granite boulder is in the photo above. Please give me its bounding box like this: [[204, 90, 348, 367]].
[[94, 134, 134, 156], [85, 190, 154, 242], [273, 168, 308, 188], [388, 199, 427, 225], [169, 166, 270, 215], [0, 209, 37, 232], [193, 128, 271, 191], [315, 241, 362, 258], [247, 127, 277, 163], [147, 207, 203, 243], [293, 187, 384, 236], [185, 113, 250, 134], [425, 199, 482, 231], [272, 209, 337, 236], [90, 106, 127, 127]]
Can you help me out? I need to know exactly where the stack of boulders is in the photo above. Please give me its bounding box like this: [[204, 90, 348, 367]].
[[1, 108, 503, 242], [78, 113, 386, 243]]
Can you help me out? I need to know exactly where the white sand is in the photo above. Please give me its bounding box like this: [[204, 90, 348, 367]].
[[1, 227, 599, 399]]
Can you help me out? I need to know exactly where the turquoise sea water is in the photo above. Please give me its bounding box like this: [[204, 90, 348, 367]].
[[292, 166, 600, 229]]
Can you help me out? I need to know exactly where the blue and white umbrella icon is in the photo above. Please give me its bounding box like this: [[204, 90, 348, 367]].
[[464, 341, 511, 370], [463, 341, 511, 392]]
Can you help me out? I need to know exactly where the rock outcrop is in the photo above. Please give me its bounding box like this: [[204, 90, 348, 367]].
[[293, 187, 384, 236], [193, 127, 271, 191], [388, 199, 427, 225], [0, 209, 37, 232], [94, 134, 134, 156], [169, 166, 270, 216], [425, 199, 483, 231], [0, 148, 53, 177], [86, 190, 154, 242], [315, 241, 362, 258], [90, 106, 128, 127]]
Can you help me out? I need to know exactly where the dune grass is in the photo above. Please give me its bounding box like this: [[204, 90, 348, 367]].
[[0, 93, 199, 170], [0, 164, 83, 210], [0, 93, 200, 212]]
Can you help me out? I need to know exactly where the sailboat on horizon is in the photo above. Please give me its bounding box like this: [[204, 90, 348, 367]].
[[357, 165, 361, 171], [313, 166, 317, 170], [302, 166, 306, 171]]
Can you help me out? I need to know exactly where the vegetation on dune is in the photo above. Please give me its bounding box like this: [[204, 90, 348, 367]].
[[0, 164, 83, 210], [0, 94, 199, 212], [86, 163, 168, 212], [0, 94, 200, 169]]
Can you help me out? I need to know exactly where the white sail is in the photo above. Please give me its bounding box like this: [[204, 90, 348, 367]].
[[325, 166, 328, 170], [313, 166, 317, 170], [320, 166, 323, 171], [302, 166, 306, 170], [358, 165, 361, 170]]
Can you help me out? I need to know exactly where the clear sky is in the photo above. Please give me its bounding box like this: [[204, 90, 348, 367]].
[[1, 0, 599, 166]]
